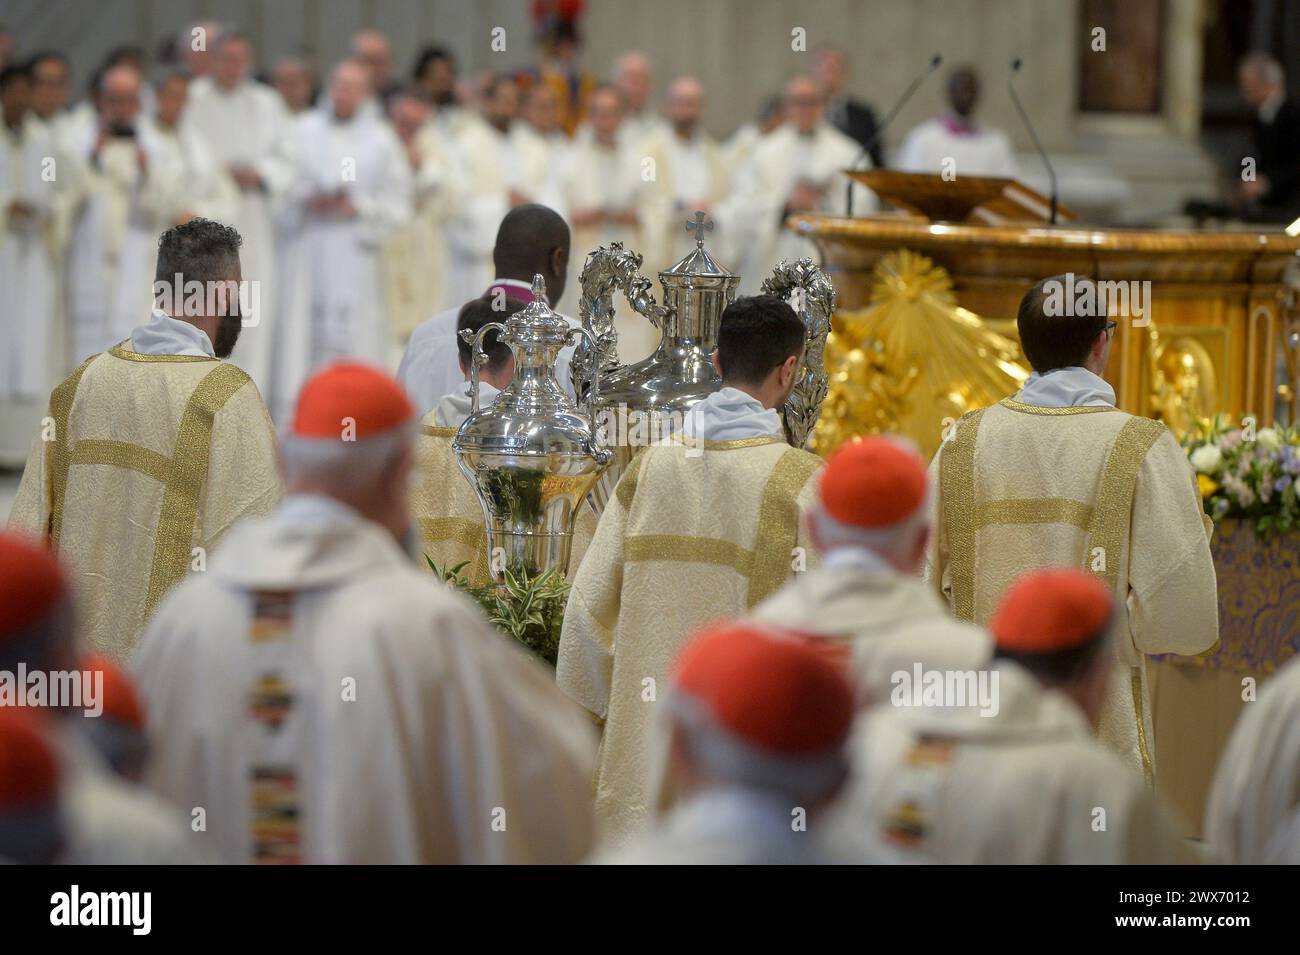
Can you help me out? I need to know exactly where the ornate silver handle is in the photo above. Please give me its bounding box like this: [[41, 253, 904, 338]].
[[567, 325, 613, 464], [761, 258, 837, 450], [460, 321, 507, 416], [573, 242, 670, 402]]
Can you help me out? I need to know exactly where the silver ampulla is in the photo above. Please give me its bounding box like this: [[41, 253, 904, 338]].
[[570, 211, 837, 511], [453, 274, 611, 580]]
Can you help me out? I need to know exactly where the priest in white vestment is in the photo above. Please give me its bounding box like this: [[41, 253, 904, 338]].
[[721, 75, 873, 294], [1205, 654, 1300, 863], [838, 570, 1195, 864], [398, 203, 574, 414], [133, 363, 597, 864], [413, 297, 595, 586], [599, 622, 867, 864], [10, 219, 280, 660], [64, 65, 186, 366], [1, 70, 62, 466], [141, 71, 235, 228], [895, 66, 1018, 179], [183, 33, 296, 394], [272, 59, 412, 421], [636, 77, 732, 273], [927, 276, 1218, 782], [443, 74, 563, 311], [611, 51, 667, 148], [754, 437, 990, 704], [0, 533, 203, 864], [556, 85, 657, 362], [559, 295, 824, 844]]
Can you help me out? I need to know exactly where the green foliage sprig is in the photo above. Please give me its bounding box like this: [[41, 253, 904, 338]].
[[428, 557, 570, 665]]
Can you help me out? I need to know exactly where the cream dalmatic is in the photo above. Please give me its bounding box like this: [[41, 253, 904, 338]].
[[839, 662, 1194, 864], [9, 312, 281, 659], [1204, 654, 1300, 864], [0, 115, 62, 466], [558, 388, 822, 844], [927, 381, 1218, 781]]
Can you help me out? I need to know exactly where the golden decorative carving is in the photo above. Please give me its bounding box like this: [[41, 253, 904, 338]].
[[811, 250, 1028, 459], [1148, 325, 1219, 437]]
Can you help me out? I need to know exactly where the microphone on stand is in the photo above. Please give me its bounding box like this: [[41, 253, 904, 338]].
[[845, 53, 943, 217], [1008, 57, 1058, 225]]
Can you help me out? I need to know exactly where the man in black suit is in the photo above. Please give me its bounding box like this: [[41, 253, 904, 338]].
[[815, 47, 883, 168], [1237, 52, 1300, 221]]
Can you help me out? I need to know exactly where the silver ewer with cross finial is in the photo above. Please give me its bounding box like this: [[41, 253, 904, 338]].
[[571, 210, 837, 512], [452, 274, 612, 580]]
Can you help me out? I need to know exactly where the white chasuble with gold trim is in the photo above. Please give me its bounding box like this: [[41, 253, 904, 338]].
[[557, 436, 823, 845], [9, 341, 281, 659], [927, 397, 1219, 782]]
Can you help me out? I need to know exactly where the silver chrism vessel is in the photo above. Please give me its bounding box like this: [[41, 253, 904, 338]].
[[570, 211, 836, 509], [453, 275, 611, 579]]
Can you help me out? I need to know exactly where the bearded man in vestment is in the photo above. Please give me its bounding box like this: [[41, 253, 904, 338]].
[[9, 218, 280, 660], [558, 294, 823, 845], [840, 570, 1194, 864], [133, 363, 597, 864], [926, 275, 1218, 783]]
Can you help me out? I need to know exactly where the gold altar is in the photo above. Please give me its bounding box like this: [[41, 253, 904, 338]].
[[791, 203, 1300, 458]]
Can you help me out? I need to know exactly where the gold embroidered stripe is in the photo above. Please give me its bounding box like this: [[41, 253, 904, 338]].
[[109, 341, 218, 363], [144, 364, 251, 619], [70, 439, 172, 484], [421, 425, 457, 439], [1085, 416, 1166, 590], [662, 433, 785, 451], [940, 409, 986, 621], [1130, 667, 1154, 787], [420, 517, 489, 582], [999, 397, 1117, 416], [747, 448, 823, 607], [625, 534, 754, 576], [48, 355, 99, 546], [614, 449, 646, 511], [973, 497, 1094, 530]]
